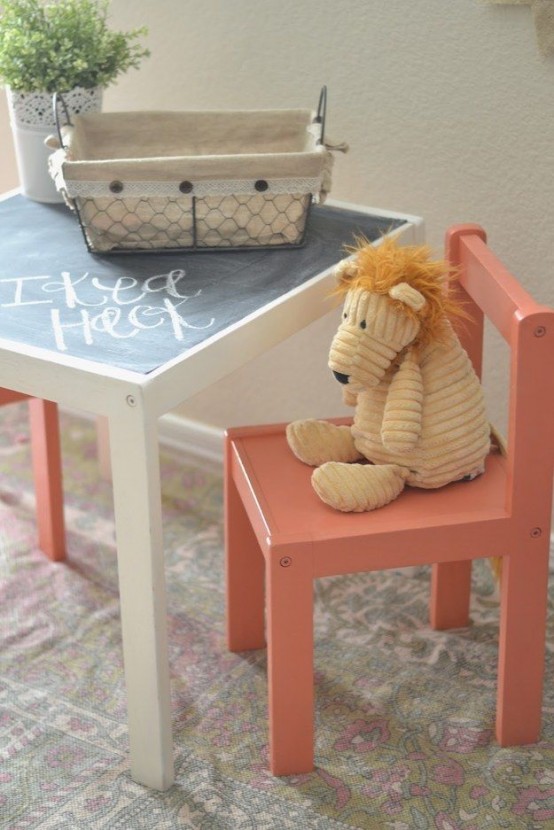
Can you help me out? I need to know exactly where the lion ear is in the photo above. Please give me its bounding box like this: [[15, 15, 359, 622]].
[[389, 282, 426, 312], [335, 257, 358, 287]]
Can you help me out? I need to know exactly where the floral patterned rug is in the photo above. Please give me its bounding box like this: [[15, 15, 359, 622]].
[[0, 405, 553, 829]]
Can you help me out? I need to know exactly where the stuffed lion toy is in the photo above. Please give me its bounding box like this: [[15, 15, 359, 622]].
[[286, 236, 491, 512]]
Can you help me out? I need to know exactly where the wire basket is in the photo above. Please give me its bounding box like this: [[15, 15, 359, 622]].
[[49, 88, 341, 254]]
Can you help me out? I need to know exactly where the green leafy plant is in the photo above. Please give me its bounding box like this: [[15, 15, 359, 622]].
[[0, 0, 149, 92]]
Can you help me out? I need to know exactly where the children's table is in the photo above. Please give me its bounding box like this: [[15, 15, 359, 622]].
[[0, 191, 423, 789]]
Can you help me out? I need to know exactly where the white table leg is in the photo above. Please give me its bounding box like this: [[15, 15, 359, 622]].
[[109, 396, 174, 790]]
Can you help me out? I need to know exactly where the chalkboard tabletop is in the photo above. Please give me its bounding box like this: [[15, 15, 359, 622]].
[[0, 195, 405, 374]]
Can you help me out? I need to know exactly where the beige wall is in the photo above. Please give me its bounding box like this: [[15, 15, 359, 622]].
[[104, 0, 554, 432], [2, 0, 553, 433], [0, 90, 18, 191]]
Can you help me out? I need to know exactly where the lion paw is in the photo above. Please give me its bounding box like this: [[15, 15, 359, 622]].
[[286, 419, 362, 467], [312, 462, 409, 512]]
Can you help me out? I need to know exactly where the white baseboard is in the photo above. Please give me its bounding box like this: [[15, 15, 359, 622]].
[[62, 406, 225, 468], [157, 412, 224, 466]]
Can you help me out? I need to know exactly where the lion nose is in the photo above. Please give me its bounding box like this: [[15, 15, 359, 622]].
[[333, 371, 350, 385]]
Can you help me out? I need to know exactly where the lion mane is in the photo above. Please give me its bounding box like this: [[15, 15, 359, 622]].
[[335, 236, 466, 348]]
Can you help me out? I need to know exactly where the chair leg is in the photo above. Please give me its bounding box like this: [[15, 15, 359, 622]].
[[225, 474, 265, 651], [429, 561, 472, 629], [266, 544, 314, 775], [496, 541, 549, 746], [28, 398, 65, 562]]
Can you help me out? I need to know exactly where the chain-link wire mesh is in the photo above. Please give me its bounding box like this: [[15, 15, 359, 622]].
[[75, 192, 312, 253]]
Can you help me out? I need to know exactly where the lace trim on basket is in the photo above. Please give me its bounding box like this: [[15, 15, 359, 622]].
[[63, 177, 323, 199]]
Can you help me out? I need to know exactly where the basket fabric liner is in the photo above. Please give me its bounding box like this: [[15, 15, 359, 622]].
[[71, 110, 319, 159], [49, 106, 342, 251]]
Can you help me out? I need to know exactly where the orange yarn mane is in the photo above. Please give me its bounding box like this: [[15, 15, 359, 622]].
[[335, 236, 465, 348]]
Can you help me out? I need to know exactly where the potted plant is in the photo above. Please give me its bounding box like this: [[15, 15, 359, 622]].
[[0, 0, 149, 202]]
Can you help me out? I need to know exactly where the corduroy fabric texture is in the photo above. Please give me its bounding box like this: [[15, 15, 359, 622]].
[[287, 242, 491, 512]]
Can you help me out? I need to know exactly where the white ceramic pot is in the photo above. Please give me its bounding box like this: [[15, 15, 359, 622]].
[[6, 86, 102, 203]]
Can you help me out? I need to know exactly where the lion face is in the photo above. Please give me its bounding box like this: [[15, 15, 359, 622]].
[[328, 287, 423, 391]]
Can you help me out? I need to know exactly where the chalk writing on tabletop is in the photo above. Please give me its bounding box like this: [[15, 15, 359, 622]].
[[0, 269, 215, 352]]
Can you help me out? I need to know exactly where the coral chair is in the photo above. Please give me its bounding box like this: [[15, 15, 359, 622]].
[[224, 224, 554, 776], [0, 389, 65, 561]]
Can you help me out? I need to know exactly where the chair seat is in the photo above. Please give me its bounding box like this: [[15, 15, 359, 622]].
[[228, 423, 510, 577]]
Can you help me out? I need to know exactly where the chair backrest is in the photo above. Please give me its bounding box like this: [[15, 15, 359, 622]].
[[446, 224, 554, 528]]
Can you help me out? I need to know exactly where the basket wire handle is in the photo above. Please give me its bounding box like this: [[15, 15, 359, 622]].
[[53, 92, 73, 150], [314, 85, 327, 145]]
